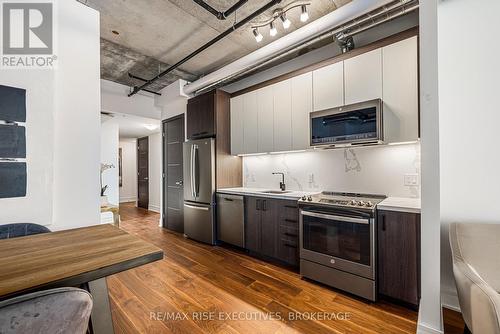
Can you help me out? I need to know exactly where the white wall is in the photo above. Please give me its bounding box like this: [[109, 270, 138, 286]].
[[101, 121, 119, 205], [418, 0, 442, 332], [0, 1, 100, 230], [119, 139, 137, 203], [438, 0, 500, 312], [101, 79, 161, 120], [52, 0, 101, 230], [148, 133, 162, 213], [243, 143, 420, 198]]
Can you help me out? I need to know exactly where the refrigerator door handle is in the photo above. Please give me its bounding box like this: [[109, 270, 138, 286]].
[[184, 203, 210, 211], [190, 144, 195, 199], [194, 145, 200, 197]]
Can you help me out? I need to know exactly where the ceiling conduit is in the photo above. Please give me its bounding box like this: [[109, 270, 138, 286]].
[[128, 0, 282, 97], [193, 0, 248, 20], [183, 0, 415, 96]]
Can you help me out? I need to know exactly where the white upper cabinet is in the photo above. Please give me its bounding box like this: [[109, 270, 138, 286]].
[[312, 61, 344, 111], [242, 91, 258, 154], [291, 72, 313, 150], [230, 95, 244, 155], [344, 48, 383, 105], [273, 80, 292, 152], [382, 36, 419, 143], [257, 86, 274, 153]]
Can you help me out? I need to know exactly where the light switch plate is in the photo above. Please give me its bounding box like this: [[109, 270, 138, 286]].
[[404, 174, 419, 186]]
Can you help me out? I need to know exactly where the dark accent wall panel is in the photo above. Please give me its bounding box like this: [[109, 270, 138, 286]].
[[0, 162, 27, 198], [0, 85, 27, 122], [0, 125, 26, 158]]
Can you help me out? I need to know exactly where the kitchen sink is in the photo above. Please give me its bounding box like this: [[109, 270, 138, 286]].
[[260, 190, 293, 194]]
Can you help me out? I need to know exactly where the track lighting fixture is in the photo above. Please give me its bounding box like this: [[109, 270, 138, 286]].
[[253, 28, 263, 42], [269, 21, 277, 37], [300, 5, 309, 22], [250, 1, 311, 43]]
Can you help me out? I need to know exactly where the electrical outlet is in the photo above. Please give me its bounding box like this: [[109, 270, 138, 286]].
[[404, 174, 419, 186]]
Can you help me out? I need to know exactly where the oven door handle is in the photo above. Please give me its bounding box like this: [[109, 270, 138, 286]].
[[300, 210, 369, 225]]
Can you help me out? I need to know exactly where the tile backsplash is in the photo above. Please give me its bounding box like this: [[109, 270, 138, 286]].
[[243, 142, 421, 198]]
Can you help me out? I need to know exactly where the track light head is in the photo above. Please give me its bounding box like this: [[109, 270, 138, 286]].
[[269, 21, 277, 37], [300, 5, 309, 22], [253, 28, 263, 42], [280, 13, 291, 29]]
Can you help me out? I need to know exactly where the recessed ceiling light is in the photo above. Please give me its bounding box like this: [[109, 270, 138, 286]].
[[111, 30, 119, 35]]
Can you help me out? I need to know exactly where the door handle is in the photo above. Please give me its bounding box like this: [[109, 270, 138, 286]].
[[184, 203, 210, 211], [175, 181, 183, 186], [144, 177, 149, 180]]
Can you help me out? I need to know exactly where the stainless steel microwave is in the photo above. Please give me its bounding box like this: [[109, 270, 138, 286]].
[[310, 99, 383, 147]]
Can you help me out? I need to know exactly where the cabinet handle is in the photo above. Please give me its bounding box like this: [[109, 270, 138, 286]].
[[381, 214, 386, 231], [284, 205, 297, 209], [284, 219, 297, 223], [284, 243, 297, 248], [224, 198, 233, 202], [284, 232, 298, 237]]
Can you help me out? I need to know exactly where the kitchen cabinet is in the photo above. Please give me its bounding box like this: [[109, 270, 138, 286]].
[[245, 196, 299, 267], [291, 73, 313, 150], [312, 61, 344, 111], [186, 91, 215, 139], [257, 86, 274, 153], [344, 48, 383, 105], [273, 80, 292, 152], [230, 95, 244, 155], [382, 36, 419, 143], [243, 91, 258, 154], [378, 209, 420, 307]]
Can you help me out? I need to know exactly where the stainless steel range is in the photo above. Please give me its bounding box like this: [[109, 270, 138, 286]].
[[298, 192, 386, 301]]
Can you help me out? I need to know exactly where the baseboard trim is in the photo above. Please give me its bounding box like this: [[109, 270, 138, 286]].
[[442, 289, 461, 312], [148, 205, 161, 213], [417, 322, 444, 334], [119, 197, 137, 203]]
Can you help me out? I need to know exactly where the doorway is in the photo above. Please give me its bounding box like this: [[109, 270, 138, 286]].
[[137, 136, 149, 209], [162, 114, 184, 232]]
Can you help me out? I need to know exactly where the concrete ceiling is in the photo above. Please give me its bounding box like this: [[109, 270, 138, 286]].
[[79, 0, 351, 92]]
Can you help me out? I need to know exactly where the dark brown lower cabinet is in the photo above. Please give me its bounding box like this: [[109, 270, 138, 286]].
[[377, 209, 421, 307], [245, 197, 299, 267]]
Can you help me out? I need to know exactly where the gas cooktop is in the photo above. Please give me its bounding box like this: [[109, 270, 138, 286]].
[[298, 191, 386, 210]]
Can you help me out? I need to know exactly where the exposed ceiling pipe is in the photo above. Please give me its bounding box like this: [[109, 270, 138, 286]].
[[184, 0, 415, 96], [193, 0, 248, 20], [128, 0, 282, 97]]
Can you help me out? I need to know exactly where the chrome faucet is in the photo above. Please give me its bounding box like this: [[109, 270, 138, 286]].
[[272, 172, 286, 191]]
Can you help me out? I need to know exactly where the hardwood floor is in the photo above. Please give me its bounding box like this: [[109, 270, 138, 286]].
[[108, 202, 464, 333]]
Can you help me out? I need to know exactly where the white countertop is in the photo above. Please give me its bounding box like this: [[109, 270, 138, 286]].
[[377, 197, 421, 214], [217, 187, 319, 200]]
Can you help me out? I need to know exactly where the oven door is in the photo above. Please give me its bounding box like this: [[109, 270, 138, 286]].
[[299, 209, 375, 279]]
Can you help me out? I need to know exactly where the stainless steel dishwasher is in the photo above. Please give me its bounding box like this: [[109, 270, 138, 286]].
[[216, 193, 245, 248]]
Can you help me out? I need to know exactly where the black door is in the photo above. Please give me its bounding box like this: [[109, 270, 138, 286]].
[[137, 136, 149, 209], [163, 115, 185, 232]]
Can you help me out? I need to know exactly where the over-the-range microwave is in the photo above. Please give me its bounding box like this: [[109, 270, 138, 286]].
[[310, 99, 383, 147]]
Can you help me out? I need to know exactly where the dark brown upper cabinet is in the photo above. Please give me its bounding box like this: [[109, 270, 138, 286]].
[[186, 91, 215, 140], [377, 209, 420, 307]]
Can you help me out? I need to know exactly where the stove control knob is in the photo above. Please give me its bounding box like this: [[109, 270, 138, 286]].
[[349, 200, 357, 206], [307, 196, 313, 202], [301, 196, 307, 201], [358, 201, 365, 206], [366, 201, 373, 207]]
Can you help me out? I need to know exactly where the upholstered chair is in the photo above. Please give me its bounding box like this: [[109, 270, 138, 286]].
[[0, 287, 93, 334], [0, 223, 51, 239], [449, 223, 500, 334]]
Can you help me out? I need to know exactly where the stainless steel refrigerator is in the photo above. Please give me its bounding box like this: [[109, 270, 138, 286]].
[[183, 138, 216, 244]]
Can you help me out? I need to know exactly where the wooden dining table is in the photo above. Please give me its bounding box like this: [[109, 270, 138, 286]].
[[0, 224, 163, 334]]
